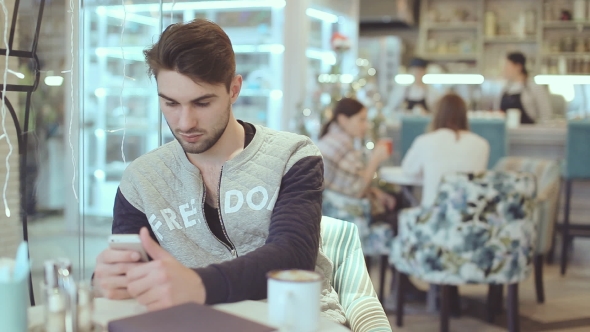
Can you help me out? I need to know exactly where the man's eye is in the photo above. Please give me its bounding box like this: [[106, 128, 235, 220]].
[[195, 102, 210, 107], [165, 102, 178, 107]]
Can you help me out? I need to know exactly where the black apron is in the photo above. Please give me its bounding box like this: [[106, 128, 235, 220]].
[[499, 88, 535, 124], [403, 86, 429, 112]]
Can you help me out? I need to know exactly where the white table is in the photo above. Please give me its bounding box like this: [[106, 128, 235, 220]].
[[380, 166, 423, 207], [29, 298, 349, 331], [379, 166, 423, 186]]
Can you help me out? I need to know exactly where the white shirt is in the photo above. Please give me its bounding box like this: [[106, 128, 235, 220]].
[[401, 128, 490, 207], [493, 80, 553, 122]]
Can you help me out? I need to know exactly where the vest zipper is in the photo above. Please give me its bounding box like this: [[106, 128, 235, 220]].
[[200, 181, 235, 257], [217, 165, 238, 258]]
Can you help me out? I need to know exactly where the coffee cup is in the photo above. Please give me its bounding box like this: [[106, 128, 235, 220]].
[[267, 270, 322, 332], [506, 108, 521, 128], [379, 138, 394, 155]]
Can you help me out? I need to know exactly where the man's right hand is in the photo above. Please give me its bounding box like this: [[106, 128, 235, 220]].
[[93, 249, 143, 299]]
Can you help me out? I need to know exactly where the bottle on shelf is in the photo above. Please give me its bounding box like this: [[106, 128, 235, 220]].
[[574, 0, 587, 21], [484, 11, 496, 37], [525, 10, 536, 35], [544, 1, 555, 21]]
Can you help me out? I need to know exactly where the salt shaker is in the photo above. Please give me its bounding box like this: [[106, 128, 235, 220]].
[[56, 260, 78, 332], [77, 282, 95, 332], [43, 284, 67, 332]]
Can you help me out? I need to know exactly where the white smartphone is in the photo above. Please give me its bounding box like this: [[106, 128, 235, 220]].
[[108, 234, 150, 262]]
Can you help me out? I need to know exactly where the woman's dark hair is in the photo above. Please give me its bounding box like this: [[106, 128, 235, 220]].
[[507, 52, 528, 77], [320, 98, 365, 138], [430, 93, 469, 140]]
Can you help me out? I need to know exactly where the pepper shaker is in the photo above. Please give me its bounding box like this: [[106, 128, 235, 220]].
[[77, 282, 95, 331], [57, 263, 78, 332]]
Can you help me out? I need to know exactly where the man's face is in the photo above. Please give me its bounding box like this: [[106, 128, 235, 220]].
[[157, 70, 241, 154]]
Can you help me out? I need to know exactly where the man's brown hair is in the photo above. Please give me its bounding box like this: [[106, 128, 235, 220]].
[[430, 93, 469, 140], [144, 19, 236, 91]]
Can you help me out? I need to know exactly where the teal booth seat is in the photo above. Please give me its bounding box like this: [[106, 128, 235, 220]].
[[559, 119, 590, 275], [399, 116, 508, 169], [400, 116, 430, 160], [469, 118, 508, 169]]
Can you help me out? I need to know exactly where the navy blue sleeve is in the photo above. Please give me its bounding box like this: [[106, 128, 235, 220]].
[[112, 188, 159, 244], [194, 156, 324, 304]]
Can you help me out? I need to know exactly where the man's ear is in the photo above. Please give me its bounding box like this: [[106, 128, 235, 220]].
[[230, 75, 243, 103]]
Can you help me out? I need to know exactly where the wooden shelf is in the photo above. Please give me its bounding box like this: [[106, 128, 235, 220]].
[[484, 37, 537, 44], [424, 54, 478, 62], [542, 53, 590, 58], [542, 21, 590, 28], [425, 22, 479, 30]]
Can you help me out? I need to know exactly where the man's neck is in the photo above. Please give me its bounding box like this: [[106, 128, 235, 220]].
[[187, 116, 245, 167]]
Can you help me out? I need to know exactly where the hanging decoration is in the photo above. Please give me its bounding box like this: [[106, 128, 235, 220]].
[[0, 0, 46, 306]]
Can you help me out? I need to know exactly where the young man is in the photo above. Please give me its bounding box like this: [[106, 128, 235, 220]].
[[93, 19, 345, 323]]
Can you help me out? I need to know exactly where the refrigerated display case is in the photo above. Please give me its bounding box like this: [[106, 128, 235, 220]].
[[80, 0, 359, 217]]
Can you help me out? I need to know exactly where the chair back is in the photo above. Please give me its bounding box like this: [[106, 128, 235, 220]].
[[322, 190, 371, 240], [566, 119, 590, 179], [320, 216, 392, 332], [400, 116, 430, 159], [494, 157, 560, 254], [392, 171, 537, 285], [469, 119, 507, 169]]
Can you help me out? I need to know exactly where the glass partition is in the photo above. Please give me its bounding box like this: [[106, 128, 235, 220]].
[[1, 0, 358, 304]]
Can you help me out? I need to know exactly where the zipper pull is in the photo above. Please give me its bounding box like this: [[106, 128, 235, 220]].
[[231, 249, 237, 258]]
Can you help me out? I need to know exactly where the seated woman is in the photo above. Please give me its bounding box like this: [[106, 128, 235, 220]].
[[402, 93, 490, 207], [317, 98, 396, 227], [396, 93, 491, 308]]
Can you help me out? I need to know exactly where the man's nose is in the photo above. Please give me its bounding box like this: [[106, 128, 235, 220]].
[[177, 105, 198, 131]]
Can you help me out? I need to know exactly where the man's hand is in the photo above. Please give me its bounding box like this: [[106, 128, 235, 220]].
[[127, 227, 207, 311], [94, 248, 143, 300]]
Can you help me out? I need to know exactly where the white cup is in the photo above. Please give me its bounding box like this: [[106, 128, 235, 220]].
[[267, 270, 322, 332], [506, 108, 521, 128]]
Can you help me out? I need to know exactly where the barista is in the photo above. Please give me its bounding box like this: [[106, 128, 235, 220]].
[[387, 58, 441, 114], [495, 52, 552, 123]]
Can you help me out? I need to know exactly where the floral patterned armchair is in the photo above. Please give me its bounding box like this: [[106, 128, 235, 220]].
[[390, 171, 537, 332], [322, 190, 393, 257], [494, 157, 560, 303]]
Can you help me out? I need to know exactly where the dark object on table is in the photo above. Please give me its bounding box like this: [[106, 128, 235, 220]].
[[107, 302, 276, 332]]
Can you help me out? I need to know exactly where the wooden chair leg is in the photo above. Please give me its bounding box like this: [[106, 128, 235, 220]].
[[395, 271, 406, 327], [507, 284, 520, 332], [486, 284, 503, 323], [547, 178, 564, 265], [365, 255, 372, 275], [561, 179, 573, 275], [440, 285, 450, 332], [486, 285, 497, 323], [449, 285, 461, 317], [379, 255, 388, 303], [534, 254, 545, 304]]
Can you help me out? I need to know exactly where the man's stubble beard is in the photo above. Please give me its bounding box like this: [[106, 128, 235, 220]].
[[170, 102, 231, 154]]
